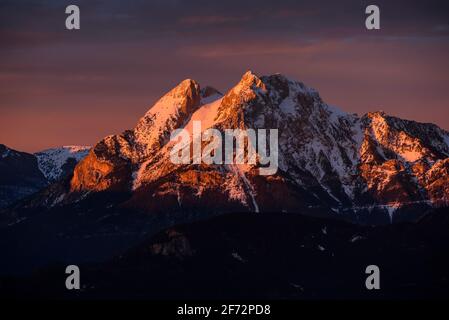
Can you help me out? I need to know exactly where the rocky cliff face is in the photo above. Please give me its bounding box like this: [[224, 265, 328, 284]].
[[70, 79, 205, 193], [18, 72, 449, 224], [355, 112, 449, 222]]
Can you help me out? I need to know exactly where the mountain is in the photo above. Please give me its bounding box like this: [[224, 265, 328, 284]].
[[0, 145, 90, 209], [0, 144, 47, 208], [1, 71, 448, 277], [35, 146, 90, 182], [68, 80, 221, 193], [30, 71, 449, 225]]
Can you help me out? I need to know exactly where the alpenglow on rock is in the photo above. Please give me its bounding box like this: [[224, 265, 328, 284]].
[[24, 72, 449, 224]]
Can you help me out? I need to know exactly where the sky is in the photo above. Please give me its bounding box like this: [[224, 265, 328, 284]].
[[1, 0, 448, 152]]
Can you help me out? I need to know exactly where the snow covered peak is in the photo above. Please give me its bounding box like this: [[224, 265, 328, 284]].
[[361, 111, 449, 161], [240, 70, 262, 85], [233, 70, 266, 94], [35, 145, 90, 156], [140, 79, 201, 118], [62, 72, 449, 223], [60, 145, 90, 153], [133, 78, 203, 159], [365, 111, 386, 118], [35, 146, 90, 182]]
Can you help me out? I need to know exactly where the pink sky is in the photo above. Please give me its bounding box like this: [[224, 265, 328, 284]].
[[1, 0, 448, 152]]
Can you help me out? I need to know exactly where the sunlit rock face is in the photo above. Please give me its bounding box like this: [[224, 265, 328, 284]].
[[358, 112, 449, 214], [23, 71, 449, 224], [70, 79, 203, 193]]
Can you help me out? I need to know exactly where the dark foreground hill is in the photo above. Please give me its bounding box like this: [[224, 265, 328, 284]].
[[2, 208, 448, 300]]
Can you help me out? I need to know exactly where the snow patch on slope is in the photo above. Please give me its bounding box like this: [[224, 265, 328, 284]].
[[183, 97, 223, 134], [133, 79, 201, 159], [325, 104, 348, 123], [35, 146, 90, 181], [235, 165, 259, 213]]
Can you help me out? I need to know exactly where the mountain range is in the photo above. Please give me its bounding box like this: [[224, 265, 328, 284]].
[[5, 71, 448, 223], [1, 71, 448, 283]]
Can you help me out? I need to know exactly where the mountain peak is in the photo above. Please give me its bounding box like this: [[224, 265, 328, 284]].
[[364, 110, 387, 119], [237, 70, 264, 89], [133, 78, 202, 157], [242, 69, 257, 79], [41, 72, 449, 224], [174, 78, 200, 93]]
